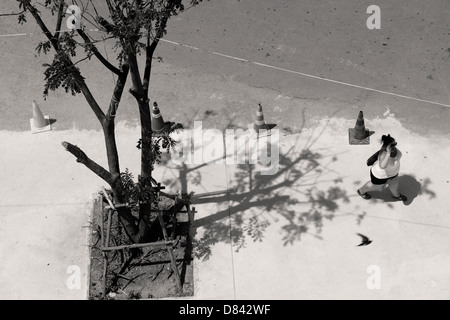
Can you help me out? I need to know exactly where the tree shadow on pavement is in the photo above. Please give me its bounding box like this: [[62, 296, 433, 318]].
[[160, 109, 365, 261], [367, 174, 435, 206]]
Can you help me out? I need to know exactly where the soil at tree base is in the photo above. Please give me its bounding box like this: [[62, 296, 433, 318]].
[[88, 196, 194, 300]]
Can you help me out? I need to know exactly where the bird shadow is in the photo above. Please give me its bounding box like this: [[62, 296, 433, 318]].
[[158, 108, 366, 261]]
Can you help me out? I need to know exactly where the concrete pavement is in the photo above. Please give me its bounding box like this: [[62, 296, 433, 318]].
[[0, 111, 449, 299], [178, 115, 450, 300], [1, 0, 449, 301]]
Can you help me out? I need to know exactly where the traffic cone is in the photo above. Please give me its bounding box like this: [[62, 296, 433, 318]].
[[30, 101, 51, 134], [151, 102, 166, 132], [349, 110, 369, 145], [253, 103, 270, 133]]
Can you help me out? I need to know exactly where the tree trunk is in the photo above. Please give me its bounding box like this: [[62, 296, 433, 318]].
[[102, 118, 121, 181], [126, 52, 157, 243], [137, 99, 154, 243], [101, 119, 141, 242], [140, 106, 153, 179]]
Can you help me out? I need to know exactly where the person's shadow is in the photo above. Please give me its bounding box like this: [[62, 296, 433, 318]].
[[368, 174, 431, 206]]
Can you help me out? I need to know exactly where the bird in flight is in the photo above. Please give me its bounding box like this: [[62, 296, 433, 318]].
[[356, 233, 372, 246]]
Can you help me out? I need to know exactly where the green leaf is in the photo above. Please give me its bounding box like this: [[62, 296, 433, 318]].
[[18, 13, 27, 25], [35, 41, 52, 55], [42, 52, 84, 97]]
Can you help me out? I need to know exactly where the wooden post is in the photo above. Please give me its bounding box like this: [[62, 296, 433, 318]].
[[101, 187, 115, 298], [105, 209, 112, 248], [99, 195, 105, 247], [99, 194, 106, 298], [170, 195, 178, 240], [101, 240, 175, 251], [188, 206, 196, 230], [101, 209, 113, 298], [187, 206, 197, 260], [179, 205, 197, 287], [158, 210, 182, 292], [97, 187, 190, 296]]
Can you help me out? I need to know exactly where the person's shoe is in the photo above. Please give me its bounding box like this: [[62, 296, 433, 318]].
[[357, 189, 371, 200], [393, 194, 407, 202]]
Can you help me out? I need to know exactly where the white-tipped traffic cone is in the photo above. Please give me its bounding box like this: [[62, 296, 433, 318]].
[[348, 110, 369, 145], [30, 101, 51, 134], [151, 102, 166, 132], [253, 103, 269, 132], [248, 103, 271, 139]]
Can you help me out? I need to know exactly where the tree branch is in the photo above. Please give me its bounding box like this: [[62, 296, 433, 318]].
[[107, 64, 129, 120], [0, 10, 26, 16], [95, 15, 115, 33], [129, 88, 140, 100], [105, 0, 125, 21], [24, 1, 106, 127], [128, 51, 145, 100], [24, 2, 59, 50], [105, 0, 115, 17], [61, 141, 115, 186], [142, 8, 170, 95], [77, 28, 122, 75], [54, 0, 65, 42], [142, 30, 155, 94]]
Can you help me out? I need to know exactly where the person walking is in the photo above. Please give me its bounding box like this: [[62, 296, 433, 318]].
[[357, 134, 407, 202]]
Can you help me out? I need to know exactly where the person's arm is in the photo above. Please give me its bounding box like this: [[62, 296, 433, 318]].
[[378, 144, 392, 169]]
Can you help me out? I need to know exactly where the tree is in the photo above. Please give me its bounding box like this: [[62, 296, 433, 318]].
[[16, 0, 206, 243]]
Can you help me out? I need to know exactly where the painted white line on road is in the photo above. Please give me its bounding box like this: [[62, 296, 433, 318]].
[[0, 33, 28, 37], [0, 29, 99, 37], [162, 38, 450, 109], [252, 61, 450, 108], [182, 44, 199, 50], [2, 31, 449, 108], [211, 51, 249, 62], [160, 39, 199, 50], [160, 38, 181, 46]]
